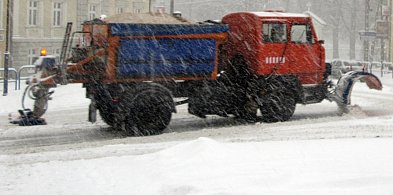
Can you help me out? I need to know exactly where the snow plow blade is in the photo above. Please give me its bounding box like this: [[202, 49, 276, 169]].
[[329, 71, 382, 111]]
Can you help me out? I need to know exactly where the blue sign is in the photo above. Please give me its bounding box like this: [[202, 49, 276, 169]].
[[359, 31, 377, 37]]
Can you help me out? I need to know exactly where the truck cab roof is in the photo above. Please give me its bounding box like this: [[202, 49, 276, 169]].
[[249, 11, 310, 18], [222, 11, 311, 24], [224, 11, 310, 18]]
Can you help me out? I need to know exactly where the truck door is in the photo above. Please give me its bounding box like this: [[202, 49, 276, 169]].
[[288, 23, 323, 84], [261, 22, 288, 74]]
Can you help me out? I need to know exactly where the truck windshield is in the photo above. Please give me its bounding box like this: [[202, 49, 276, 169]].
[[262, 23, 287, 43], [291, 24, 314, 44]]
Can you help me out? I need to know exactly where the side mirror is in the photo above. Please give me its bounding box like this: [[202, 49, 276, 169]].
[[318, 40, 325, 44], [325, 62, 332, 75]]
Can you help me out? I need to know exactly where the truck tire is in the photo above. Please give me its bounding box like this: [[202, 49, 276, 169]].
[[228, 55, 250, 85], [125, 87, 173, 136], [226, 55, 259, 121], [97, 105, 115, 126], [259, 79, 296, 123], [94, 89, 116, 127], [235, 97, 258, 122]]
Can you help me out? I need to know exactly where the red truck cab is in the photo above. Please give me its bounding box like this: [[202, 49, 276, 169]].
[[222, 11, 325, 85]]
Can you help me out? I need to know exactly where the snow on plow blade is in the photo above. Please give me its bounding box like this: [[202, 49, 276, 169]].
[[332, 71, 382, 106]]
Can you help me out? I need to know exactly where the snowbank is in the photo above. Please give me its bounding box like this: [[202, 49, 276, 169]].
[[0, 83, 89, 115], [1, 137, 393, 194]]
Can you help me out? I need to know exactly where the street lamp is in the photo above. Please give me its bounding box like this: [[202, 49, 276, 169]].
[[3, 0, 11, 96], [364, 0, 371, 62]]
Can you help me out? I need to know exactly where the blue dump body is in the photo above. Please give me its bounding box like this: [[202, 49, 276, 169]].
[[110, 23, 229, 78]]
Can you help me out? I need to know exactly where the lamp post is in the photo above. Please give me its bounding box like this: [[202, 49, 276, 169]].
[[2, 0, 11, 96], [389, 0, 392, 62], [364, 0, 370, 62]]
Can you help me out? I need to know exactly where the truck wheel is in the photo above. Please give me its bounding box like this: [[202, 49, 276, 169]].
[[259, 81, 296, 123], [95, 90, 116, 127], [236, 97, 258, 122], [228, 55, 250, 84], [97, 105, 115, 126], [125, 90, 173, 136]]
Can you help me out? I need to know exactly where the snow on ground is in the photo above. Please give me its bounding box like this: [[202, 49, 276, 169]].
[[1, 72, 393, 194], [1, 137, 393, 195], [0, 83, 90, 115]]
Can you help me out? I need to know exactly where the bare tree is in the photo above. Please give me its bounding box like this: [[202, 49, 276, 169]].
[[350, 0, 357, 59]]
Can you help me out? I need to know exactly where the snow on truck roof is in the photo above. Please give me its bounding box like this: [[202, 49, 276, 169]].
[[253, 11, 309, 18], [104, 12, 191, 24], [225, 11, 310, 18]]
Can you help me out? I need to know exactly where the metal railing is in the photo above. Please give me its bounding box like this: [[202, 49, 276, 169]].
[[17, 65, 36, 90], [1, 65, 37, 93], [368, 63, 393, 78], [0, 67, 18, 90]]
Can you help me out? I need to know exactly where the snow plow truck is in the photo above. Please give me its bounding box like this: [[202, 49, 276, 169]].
[[16, 12, 382, 136]]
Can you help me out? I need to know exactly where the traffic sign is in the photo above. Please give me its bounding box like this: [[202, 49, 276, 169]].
[[359, 30, 377, 37]]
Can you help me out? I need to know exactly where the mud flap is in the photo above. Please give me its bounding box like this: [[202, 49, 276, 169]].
[[329, 71, 382, 112], [88, 98, 97, 123]]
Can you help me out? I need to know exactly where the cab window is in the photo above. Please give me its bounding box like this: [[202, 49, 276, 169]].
[[262, 23, 287, 43], [291, 24, 314, 44]]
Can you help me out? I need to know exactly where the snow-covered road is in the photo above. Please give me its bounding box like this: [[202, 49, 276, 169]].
[[1, 73, 393, 155], [1, 72, 393, 194]]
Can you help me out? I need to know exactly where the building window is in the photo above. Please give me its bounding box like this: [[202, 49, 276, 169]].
[[28, 1, 39, 26], [117, 7, 123, 14], [28, 48, 38, 64], [116, 0, 127, 14], [88, 4, 97, 20], [53, 2, 62, 27], [133, 2, 144, 13], [134, 8, 141, 13], [53, 48, 61, 61]]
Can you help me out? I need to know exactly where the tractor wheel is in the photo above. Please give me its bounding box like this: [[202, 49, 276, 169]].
[[259, 80, 296, 123], [125, 90, 173, 136]]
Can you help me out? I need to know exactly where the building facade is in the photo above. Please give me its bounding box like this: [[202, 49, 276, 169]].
[[76, 0, 151, 30], [388, 0, 393, 62], [11, 0, 150, 69], [12, 0, 78, 68]]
